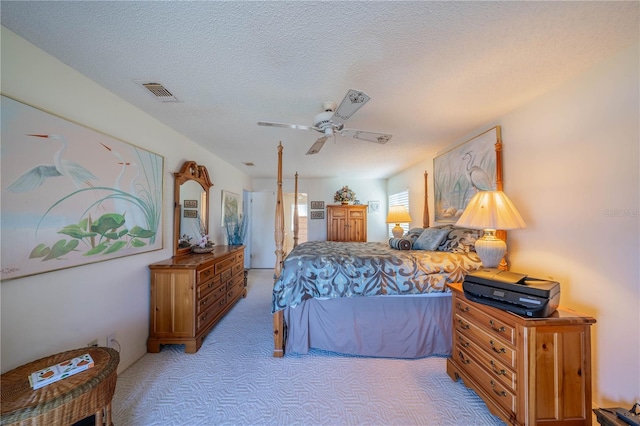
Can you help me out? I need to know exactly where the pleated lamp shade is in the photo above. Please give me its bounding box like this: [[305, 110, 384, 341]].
[[386, 205, 412, 238], [456, 191, 526, 267]]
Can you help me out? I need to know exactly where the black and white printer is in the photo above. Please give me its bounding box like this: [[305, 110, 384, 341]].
[[463, 268, 560, 318]]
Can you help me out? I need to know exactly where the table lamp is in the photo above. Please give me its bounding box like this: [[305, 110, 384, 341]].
[[386, 205, 412, 238], [455, 191, 526, 267]]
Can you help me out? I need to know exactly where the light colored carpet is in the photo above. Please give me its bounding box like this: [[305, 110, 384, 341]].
[[112, 269, 505, 426]]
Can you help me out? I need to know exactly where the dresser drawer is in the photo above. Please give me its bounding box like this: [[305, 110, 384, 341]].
[[454, 332, 516, 392], [232, 261, 244, 276], [454, 313, 516, 368], [196, 295, 227, 332], [214, 255, 236, 275], [197, 263, 216, 284], [454, 298, 516, 345], [228, 270, 243, 288], [220, 267, 233, 283], [197, 276, 223, 299], [454, 347, 517, 416], [197, 284, 226, 314], [227, 277, 244, 301]]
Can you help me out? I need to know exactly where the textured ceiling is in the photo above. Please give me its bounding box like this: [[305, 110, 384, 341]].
[[1, 1, 638, 179]]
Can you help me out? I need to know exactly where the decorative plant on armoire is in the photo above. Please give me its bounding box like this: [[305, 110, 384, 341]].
[[334, 186, 356, 205]]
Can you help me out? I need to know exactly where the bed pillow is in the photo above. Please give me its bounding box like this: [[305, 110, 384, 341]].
[[412, 227, 450, 250], [388, 237, 412, 250], [437, 226, 483, 253], [404, 228, 425, 246]]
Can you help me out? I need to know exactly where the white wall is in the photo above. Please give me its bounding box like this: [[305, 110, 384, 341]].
[[389, 43, 640, 407], [0, 27, 252, 373], [253, 177, 388, 242]]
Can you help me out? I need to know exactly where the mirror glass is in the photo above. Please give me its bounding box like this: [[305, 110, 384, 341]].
[[179, 180, 207, 241], [174, 161, 213, 256]]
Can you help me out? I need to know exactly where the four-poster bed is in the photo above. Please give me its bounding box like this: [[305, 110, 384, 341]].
[[272, 143, 488, 358]]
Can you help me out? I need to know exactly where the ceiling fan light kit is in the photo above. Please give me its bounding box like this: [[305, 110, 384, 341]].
[[257, 89, 392, 155]]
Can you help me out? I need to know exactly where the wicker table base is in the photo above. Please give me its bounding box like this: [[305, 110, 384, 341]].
[[1, 347, 119, 426]]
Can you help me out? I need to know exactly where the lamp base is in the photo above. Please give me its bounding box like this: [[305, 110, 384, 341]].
[[474, 230, 506, 268], [391, 225, 404, 238]]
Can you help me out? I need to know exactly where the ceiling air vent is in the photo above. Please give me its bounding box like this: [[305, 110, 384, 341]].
[[137, 81, 180, 102]]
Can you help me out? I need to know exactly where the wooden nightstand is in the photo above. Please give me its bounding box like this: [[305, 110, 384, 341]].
[[446, 282, 596, 425]]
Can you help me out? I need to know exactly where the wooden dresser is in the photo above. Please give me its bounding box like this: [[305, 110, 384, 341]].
[[147, 245, 245, 354], [326, 204, 367, 242], [446, 283, 596, 426]]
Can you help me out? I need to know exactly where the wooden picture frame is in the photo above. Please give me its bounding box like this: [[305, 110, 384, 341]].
[[310, 211, 324, 219], [310, 201, 324, 209], [433, 126, 503, 222], [221, 190, 240, 226], [183, 209, 198, 218], [1, 95, 164, 281]]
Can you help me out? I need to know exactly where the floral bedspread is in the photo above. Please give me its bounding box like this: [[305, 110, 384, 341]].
[[272, 241, 482, 312]]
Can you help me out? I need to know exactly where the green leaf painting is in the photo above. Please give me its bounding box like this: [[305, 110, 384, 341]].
[[1, 95, 164, 281]]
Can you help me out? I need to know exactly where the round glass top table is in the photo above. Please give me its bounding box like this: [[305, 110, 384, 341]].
[[1, 347, 119, 426]]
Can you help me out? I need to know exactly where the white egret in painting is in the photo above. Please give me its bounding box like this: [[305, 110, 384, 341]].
[[463, 151, 492, 191], [100, 143, 144, 230], [6, 134, 98, 192]]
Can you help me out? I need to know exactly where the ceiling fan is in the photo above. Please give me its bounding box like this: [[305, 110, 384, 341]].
[[257, 89, 392, 155]]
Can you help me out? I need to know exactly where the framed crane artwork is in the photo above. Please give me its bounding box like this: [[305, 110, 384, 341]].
[[433, 126, 503, 223], [0, 95, 164, 281]]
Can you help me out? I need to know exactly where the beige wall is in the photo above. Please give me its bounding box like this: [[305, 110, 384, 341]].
[[1, 27, 252, 373], [389, 43, 640, 406]]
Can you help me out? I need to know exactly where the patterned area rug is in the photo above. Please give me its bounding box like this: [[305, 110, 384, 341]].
[[112, 269, 505, 425]]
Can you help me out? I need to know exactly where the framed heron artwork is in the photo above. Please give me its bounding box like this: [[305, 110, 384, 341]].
[[0, 95, 164, 281], [433, 126, 503, 223]]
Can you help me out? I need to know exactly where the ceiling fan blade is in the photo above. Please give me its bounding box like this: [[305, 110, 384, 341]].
[[332, 89, 370, 124], [339, 128, 392, 144], [306, 136, 328, 155], [257, 121, 316, 131]]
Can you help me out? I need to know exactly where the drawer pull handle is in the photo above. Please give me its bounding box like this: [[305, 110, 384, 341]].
[[202, 298, 208, 305], [457, 319, 470, 330], [203, 270, 211, 277], [489, 360, 506, 376], [458, 351, 470, 365], [457, 338, 470, 348], [457, 303, 470, 313], [489, 320, 506, 333], [490, 380, 507, 397], [219, 300, 225, 306], [208, 283, 213, 288], [490, 340, 506, 354]]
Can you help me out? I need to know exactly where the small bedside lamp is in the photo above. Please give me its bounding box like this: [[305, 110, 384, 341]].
[[386, 205, 412, 238], [455, 191, 526, 267]]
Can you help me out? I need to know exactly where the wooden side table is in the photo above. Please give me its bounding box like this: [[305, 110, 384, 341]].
[[1, 347, 119, 426]]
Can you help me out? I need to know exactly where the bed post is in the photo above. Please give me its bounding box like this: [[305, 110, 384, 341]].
[[293, 172, 299, 248], [273, 142, 285, 357], [423, 171, 430, 228], [494, 132, 508, 270]]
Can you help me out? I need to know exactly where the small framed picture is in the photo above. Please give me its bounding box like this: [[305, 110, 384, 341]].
[[184, 200, 198, 208], [310, 211, 325, 219], [184, 209, 198, 218], [368, 201, 380, 214], [310, 201, 324, 209]]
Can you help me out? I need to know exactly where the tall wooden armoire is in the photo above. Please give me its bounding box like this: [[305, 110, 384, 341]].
[[326, 204, 367, 242]]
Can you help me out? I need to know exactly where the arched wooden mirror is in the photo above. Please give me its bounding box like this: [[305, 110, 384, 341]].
[[173, 161, 213, 257]]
